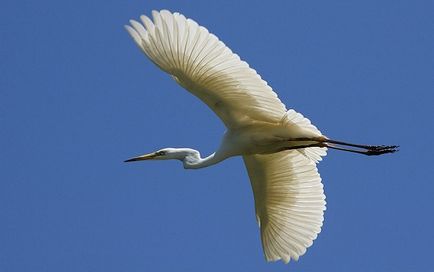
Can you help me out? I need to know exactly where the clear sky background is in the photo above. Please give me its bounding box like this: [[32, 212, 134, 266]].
[[2, 0, 433, 271]]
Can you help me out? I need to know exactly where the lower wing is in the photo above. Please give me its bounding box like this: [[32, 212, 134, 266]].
[[243, 150, 326, 263]]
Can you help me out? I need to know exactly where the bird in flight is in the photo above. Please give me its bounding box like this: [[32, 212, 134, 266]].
[[124, 10, 398, 263]]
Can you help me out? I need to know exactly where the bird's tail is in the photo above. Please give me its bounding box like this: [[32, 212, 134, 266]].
[[282, 109, 327, 163]]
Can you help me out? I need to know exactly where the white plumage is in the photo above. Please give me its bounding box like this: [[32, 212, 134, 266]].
[[126, 10, 287, 129], [244, 151, 324, 263], [124, 9, 397, 263]]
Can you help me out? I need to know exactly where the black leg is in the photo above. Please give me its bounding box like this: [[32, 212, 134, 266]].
[[279, 143, 326, 152], [326, 145, 398, 156], [322, 139, 398, 151], [288, 137, 399, 156]]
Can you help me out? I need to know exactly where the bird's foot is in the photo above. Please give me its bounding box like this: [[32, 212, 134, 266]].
[[364, 145, 399, 155]]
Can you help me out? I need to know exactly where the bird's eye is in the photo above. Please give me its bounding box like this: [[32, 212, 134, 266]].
[[157, 151, 166, 156]]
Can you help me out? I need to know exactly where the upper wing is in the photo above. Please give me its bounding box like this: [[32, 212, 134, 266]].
[[125, 10, 287, 129], [243, 151, 326, 263]]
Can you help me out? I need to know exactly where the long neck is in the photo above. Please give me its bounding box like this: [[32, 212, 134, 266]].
[[183, 152, 226, 169]]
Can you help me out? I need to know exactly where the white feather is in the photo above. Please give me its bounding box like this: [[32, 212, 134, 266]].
[[125, 10, 330, 264]]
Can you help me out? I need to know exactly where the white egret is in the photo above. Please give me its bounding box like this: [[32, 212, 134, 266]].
[[124, 10, 398, 263]]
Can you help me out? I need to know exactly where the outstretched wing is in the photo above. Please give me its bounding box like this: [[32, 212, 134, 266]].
[[125, 10, 287, 129], [243, 151, 326, 263]]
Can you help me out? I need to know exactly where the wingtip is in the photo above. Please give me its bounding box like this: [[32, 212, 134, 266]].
[[124, 24, 133, 33], [124, 24, 141, 45], [160, 9, 172, 15]]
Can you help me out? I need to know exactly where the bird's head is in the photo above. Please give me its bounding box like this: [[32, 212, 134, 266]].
[[124, 148, 200, 163]]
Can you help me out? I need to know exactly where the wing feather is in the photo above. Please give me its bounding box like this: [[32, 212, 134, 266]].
[[127, 12, 328, 262], [243, 151, 326, 263], [126, 10, 287, 129], [283, 109, 327, 162]]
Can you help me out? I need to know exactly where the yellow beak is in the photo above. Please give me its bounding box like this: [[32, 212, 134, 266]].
[[124, 153, 157, 162]]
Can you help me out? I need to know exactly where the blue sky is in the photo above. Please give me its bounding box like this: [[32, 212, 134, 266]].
[[1, 0, 433, 271]]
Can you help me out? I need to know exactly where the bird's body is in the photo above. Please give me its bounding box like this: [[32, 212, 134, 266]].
[[211, 119, 320, 159], [178, 113, 323, 169], [124, 10, 397, 263]]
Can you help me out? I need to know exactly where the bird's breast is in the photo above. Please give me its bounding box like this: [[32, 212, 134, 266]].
[[223, 124, 288, 156]]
